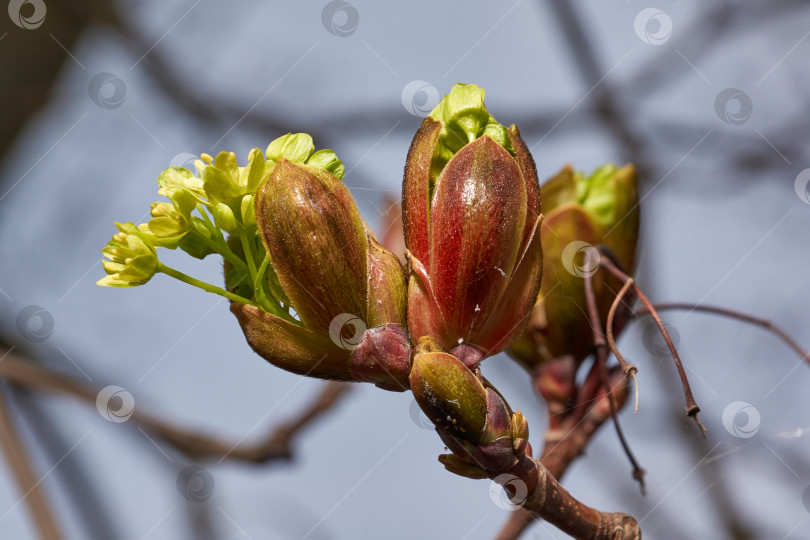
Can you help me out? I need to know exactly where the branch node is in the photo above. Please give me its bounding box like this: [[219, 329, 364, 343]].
[[687, 405, 708, 438]]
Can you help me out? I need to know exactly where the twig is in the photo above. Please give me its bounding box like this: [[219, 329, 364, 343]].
[[496, 369, 631, 540], [493, 451, 641, 539], [634, 303, 810, 367], [0, 347, 351, 463], [0, 387, 62, 540], [606, 277, 640, 413], [583, 256, 646, 494], [598, 251, 707, 437]]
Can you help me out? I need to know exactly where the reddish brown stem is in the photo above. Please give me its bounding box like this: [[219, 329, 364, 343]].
[[606, 277, 640, 413], [598, 250, 707, 437], [497, 370, 631, 540], [635, 303, 810, 367], [495, 453, 640, 540], [583, 256, 646, 494]]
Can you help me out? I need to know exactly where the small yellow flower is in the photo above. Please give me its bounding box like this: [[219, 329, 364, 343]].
[[97, 222, 159, 287]]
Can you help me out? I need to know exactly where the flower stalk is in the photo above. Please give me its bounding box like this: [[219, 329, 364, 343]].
[[156, 263, 256, 306]]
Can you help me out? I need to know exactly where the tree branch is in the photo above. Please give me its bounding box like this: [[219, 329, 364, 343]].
[[0, 347, 351, 463], [496, 362, 633, 540], [634, 303, 810, 368], [493, 438, 640, 539], [597, 252, 707, 437]]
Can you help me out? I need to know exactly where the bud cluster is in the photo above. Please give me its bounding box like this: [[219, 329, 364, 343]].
[[98, 84, 638, 404]]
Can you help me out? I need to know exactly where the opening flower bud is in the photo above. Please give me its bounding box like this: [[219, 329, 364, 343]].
[[510, 164, 639, 366], [231, 151, 407, 388], [403, 84, 543, 359]]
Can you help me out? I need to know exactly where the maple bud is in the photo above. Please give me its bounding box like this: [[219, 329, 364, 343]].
[[409, 340, 531, 477], [403, 84, 543, 365], [509, 164, 640, 368], [231, 159, 409, 388]]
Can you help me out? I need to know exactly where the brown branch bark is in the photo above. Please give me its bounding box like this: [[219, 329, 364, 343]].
[[0, 387, 62, 540], [494, 450, 640, 540], [496, 366, 632, 540], [0, 347, 351, 462]]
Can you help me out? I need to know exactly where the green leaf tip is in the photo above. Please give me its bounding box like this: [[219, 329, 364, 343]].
[[427, 83, 514, 185], [574, 163, 636, 228]]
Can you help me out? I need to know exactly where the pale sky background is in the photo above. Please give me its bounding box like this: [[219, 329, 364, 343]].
[[1, 1, 810, 539]]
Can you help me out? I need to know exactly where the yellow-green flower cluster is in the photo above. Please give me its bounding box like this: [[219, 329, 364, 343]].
[[98, 222, 158, 287], [98, 133, 344, 320]]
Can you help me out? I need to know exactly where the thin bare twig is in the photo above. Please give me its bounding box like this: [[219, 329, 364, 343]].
[[598, 251, 707, 437], [635, 303, 810, 367], [606, 277, 640, 413], [583, 256, 646, 494]]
